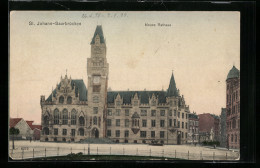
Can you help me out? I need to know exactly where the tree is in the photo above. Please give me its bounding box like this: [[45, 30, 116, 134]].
[[9, 127, 20, 149]]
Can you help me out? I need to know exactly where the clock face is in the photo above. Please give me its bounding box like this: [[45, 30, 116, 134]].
[[93, 76, 100, 84]]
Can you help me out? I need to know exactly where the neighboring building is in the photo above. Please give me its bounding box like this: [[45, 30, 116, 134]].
[[40, 25, 190, 144], [188, 112, 199, 144], [9, 118, 42, 140], [219, 108, 227, 147], [26, 121, 42, 140], [198, 113, 220, 143], [226, 66, 240, 149]]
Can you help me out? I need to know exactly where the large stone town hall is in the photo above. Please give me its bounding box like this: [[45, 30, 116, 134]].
[[40, 25, 190, 144]]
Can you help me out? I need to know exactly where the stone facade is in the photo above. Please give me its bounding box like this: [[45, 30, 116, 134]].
[[226, 66, 240, 149], [187, 112, 199, 144], [219, 108, 226, 147], [40, 25, 190, 144]]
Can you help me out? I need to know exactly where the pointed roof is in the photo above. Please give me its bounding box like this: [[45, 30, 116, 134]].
[[9, 118, 22, 128], [167, 72, 178, 97], [90, 25, 105, 44], [227, 66, 240, 80], [46, 79, 88, 102]]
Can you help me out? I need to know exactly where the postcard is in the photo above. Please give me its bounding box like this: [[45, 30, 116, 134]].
[[9, 11, 240, 161]]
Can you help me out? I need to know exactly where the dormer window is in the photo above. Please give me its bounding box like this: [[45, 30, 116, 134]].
[[116, 101, 121, 106]]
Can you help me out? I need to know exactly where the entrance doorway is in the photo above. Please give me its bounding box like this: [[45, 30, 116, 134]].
[[177, 132, 181, 145], [92, 128, 99, 138]]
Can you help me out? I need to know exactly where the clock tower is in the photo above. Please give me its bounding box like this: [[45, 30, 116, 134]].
[[87, 25, 109, 138]]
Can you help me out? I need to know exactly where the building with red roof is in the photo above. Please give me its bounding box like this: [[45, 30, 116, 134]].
[[9, 118, 42, 140]]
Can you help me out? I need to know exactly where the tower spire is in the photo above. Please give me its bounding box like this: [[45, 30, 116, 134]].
[[167, 72, 178, 97]]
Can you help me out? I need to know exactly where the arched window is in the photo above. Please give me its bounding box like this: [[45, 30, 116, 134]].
[[93, 116, 97, 125], [71, 109, 76, 125], [67, 96, 72, 104], [43, 127, 49, 135], [79, 128, 84, 136], [54, 109, 59, 124], [79, 116, 85, 126], [62, 109, 68, 125], [59, 96, 64, 104], [43, 116, 49, 125]]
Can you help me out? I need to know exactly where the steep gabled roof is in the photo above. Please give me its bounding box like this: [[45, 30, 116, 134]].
[[9, 118, 22, 128], [167, 73, 178, 97], [90, 25, 105, 44], [46, 79, 88, 102], [107, 91, 167, 104]]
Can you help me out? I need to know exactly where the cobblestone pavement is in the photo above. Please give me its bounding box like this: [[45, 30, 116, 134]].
[[9, 141, 239, 160]]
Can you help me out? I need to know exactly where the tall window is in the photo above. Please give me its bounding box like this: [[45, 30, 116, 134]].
[[151, 131, 155, 138], [142, 120, 147, 127], [232, 119, 236, 129], [62, 109, 68, 125], [116, 130, 120, 137], [62, 129, 67, 135], [182, 113, 184, 119], [71, 129, 75, 136], [160, 131, 164, 138], [79, 128, 84, 136], [59, 96, 64, 104], [160, 110, 165, 116], [116, 109, 120, 116], [140, 131, 146, 138], [54, 128, 58, 135], [178, 121, 180, 128], [125, 109, 129, 116], [93, 116, 97, 125], [43, 127, 49, 135], [169, 119, 172, 127], [141, 110, 147, 116], [182, 122, 184, 128], [54, 109, 59, 124], [71, 109, 76, 125], [151, 120, 156, 127], [174, 110, 177, 116], [178, 112, 180, 118], [174, 119, 176, 126], [79, 116, 85, 126], [107, 119, 112, 126], [160, 120, 165, 127], [125, 130, 129, 137], [107, 130, 111, 137], [44, 116, 49, 125], [169, 110, 172, 116], [67, 96, 72, 104], [116, 119, 120, 126], [151, 110, 156, 116], [185, 122, 187, 129], [125, 119, 129, 127]]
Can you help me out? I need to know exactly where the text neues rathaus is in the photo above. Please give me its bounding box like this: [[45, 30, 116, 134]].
[[40, 26, 190, 144]]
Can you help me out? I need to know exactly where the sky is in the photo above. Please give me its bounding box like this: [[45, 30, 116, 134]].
[[10, 11, 240, 124]]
